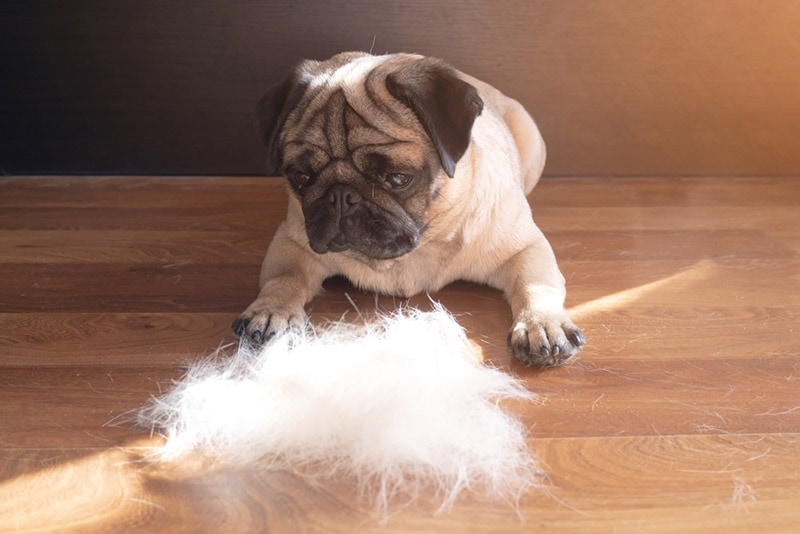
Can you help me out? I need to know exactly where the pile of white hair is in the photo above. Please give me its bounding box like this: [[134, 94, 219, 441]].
[[138, 304, 542, 512]]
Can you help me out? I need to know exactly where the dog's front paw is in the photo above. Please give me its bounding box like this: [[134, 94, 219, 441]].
[[232, 297, 307, 345], [507, 309, 586, 367]]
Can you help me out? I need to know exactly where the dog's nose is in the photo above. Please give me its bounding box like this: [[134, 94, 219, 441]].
[[327, 184, 362, 214]]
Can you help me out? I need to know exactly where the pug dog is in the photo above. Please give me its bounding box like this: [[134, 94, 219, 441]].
[[232, 52, 585, 366]]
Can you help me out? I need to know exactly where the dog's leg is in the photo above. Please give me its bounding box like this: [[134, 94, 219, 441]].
[[491, 229, 585, 366], [232, 223, 328, 344]]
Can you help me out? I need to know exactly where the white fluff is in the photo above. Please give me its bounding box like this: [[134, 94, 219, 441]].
[[139, 305, 542, 511]]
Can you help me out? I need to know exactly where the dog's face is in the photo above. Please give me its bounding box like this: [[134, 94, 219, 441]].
[[256, 52, 483, 260]]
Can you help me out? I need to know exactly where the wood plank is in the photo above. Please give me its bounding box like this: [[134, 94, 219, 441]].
[[326, 259, 800, 312], [549, 230, 798, 261], [531, 176, 800, 207], [3, 303, 798, 368], [564, 307, 800, 362], [0, 230, 268, 264], [1, 258, 797, 312], [2, 358, 798, 448], [0, 206, 276, 231], [4, 206, 799, 254], [535, 206, 800, 233], [2, 229, 795, 264], [0, 367, 182, 448], [0, 177, 283, 208], [521, 358, 800, 437], [1, 434, 798, 532], [527, 434, 800, 532], [2, 264, 798, 366], [0, 263, 259, 313], [303, 283, 800, 362], [4, 176, 799, 209], [0, 313, 238, 366], [562, 259, 800, 307]]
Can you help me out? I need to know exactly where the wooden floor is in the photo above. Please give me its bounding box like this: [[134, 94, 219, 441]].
[[1, 176, 798, 533]]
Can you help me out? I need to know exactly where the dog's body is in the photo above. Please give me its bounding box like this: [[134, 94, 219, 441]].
[[234, 52, 584, 366]]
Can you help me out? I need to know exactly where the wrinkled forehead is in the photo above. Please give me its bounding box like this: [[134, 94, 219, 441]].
[[281, 59, 431, 171]]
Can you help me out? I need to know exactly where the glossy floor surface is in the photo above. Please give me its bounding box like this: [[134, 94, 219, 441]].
[[1, 176, 798, 532]]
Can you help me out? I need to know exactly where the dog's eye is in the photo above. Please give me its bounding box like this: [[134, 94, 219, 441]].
[[288, 171, 312, 188], [384, 173, 413, 190]]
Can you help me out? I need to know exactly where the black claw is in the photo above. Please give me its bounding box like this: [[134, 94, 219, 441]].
[[232, 317, 250, 337], [539, 345, 552, 358], [568, 329, 587, 347], [251, 329, 264, 344]]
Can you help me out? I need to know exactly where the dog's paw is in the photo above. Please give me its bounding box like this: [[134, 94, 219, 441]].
[[232, 297, 307, 345], [507, 309, 586, 367]]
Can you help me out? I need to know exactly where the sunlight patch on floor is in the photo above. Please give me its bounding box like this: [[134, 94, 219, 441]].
[[568, 259, 719, 320], [0, 439, 159, 531]]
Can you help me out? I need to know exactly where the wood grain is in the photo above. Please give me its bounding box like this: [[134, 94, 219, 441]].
[[530, 176, 800, 207], [1, 434, 798, 533], [0, 263, 258, 313], [1, 176, 799, 532], [2, 359, 798, 448], [0, 313, 238, 366], [0, 230, 269, 264]]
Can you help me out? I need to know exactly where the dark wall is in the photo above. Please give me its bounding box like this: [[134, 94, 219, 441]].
[[2, 1, 800, 177]]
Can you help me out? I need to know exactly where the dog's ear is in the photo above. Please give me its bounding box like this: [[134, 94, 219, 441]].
[[385, 59, 483, 177], [256, 63, 311, 176]]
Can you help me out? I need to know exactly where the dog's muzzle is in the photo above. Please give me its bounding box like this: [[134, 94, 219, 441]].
[[304, 184, 421, 259]]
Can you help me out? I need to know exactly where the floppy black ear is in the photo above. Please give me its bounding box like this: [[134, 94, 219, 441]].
[[255, 65, 310, 176], [385, 59, 483, 177]]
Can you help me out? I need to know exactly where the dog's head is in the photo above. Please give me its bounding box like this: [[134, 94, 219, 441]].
[[256, 52, 483, 260]]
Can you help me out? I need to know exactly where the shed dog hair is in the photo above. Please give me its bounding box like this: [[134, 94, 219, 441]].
[[141, 306, 542, 511], [233, 52, 584, 365]]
